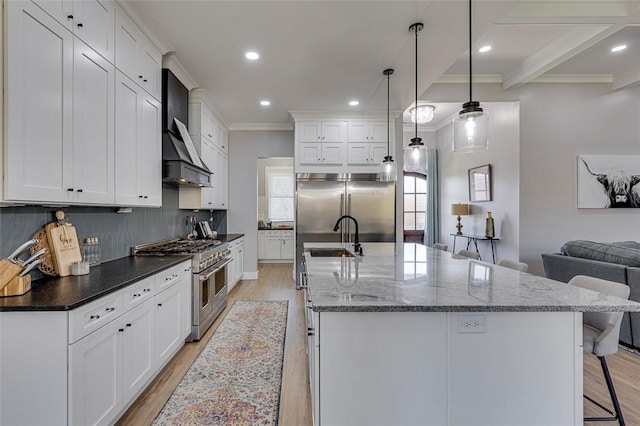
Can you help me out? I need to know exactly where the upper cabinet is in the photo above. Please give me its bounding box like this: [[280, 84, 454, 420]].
[[32, 0, 115, 63], [5, 2, 114, 204], [115, 7, 162, 100], [4, 0, 162, 207], [293, 116, 394, 174]]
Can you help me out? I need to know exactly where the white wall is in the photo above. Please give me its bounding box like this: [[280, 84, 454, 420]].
[[228, 130, 294, 277], [436, 102, 520, 263], [424, 83, 640, 275]]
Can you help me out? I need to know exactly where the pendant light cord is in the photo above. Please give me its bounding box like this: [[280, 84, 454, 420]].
[[468, 0, 473, 103], [387, 71, 390, 157], [414, 25, 418, 139]]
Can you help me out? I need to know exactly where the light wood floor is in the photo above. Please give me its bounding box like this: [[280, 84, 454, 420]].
[[118, 263, 640, 426]]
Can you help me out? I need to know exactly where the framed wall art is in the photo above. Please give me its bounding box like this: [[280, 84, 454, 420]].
[[468, 164, 492, 202], [578, 155, 640, 208]]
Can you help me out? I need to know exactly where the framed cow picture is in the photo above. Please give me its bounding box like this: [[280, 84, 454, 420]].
[[578, 155, 640, 208]]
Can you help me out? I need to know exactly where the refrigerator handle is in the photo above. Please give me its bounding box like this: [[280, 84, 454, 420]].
[[339, 194, 344, 243], [347, 194, 352, 243]]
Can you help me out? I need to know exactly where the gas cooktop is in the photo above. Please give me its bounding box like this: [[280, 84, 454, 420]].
[[132, 238, 222, 255]]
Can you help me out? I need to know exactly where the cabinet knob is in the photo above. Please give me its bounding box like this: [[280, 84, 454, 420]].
[[143, 79, 147, 83], [157, 303, 163, 307], [77, 23, 83, 28], [67, 188, 74, 192], [126, 323, 132, 327], [139, 195, 144, 198], [143, 195, 148, 199], [118, 328, 124, 332], [138, 75, 143, 79], [133, 293, 140, 298], [143, 288, 151, 292], [106, 307, 115, 312], [77, 189, 83, 193], [90, 314, 100, 320], [67, 14, 74, 20]]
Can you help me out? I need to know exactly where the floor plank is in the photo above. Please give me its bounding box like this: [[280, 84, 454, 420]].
[[118, 263, 640, 426]]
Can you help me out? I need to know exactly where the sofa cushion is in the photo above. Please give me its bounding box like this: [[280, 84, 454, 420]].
[[561, 240, 640, 267], [613, 241, 640, 250]]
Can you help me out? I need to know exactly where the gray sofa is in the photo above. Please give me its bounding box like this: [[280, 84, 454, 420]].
[[542, 240, 640, 348]]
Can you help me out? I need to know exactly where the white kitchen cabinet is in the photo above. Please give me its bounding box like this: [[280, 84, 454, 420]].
[[346, 142, 388, 165], [69, 316, 123, 426], [115, 71, 162, 206], [298, 142, 344, 165], [5, 1, 116, 205], [228, 237, 244, 292], [115, 6, 161, 100], [347, 121, 387, 143], [155, 280, 184, 368], [32, 0, 115, 63], [297, 121, 346, 143], [258, 230, 294, 262], [181, 99, 228, 210], [121, 299, 155, 403]]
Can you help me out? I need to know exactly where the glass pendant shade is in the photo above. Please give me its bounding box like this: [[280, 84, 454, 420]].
[[453, 102, 488, 152], [410, 105, 435, 124], [380, 156, 397, 182], [403, 139, 427, 173]]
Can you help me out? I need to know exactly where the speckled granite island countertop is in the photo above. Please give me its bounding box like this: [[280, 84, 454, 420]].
[[303, 242, 640, 313], [0, 255, 190, 311]]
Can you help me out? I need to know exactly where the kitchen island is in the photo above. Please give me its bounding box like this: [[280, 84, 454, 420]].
[[303, 242, 640, 426]]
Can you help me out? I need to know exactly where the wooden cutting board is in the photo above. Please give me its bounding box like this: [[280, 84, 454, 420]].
[[45, 221, 82, 277]]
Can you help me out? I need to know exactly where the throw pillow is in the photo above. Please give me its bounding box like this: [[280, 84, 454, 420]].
[[561, 240, 640, 267]]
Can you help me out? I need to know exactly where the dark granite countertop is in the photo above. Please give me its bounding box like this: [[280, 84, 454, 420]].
[[0, 256, 190, 312], [217, 233, 244, 243]]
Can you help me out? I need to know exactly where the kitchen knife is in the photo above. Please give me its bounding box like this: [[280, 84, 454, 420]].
[[7, 239, 38, 262], [19, 259, 43, 277], [21, 248, 47, 266]]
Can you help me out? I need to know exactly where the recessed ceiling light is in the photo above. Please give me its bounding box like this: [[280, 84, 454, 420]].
[[245, 51, 260, 60], [260, 100, 271, 106], [611, 44, 627, 53], [349, 100, 359, 106], [478, 45, 492, 53]]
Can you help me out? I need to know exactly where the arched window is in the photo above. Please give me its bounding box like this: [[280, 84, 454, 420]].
[[403, 172, 427, 243]]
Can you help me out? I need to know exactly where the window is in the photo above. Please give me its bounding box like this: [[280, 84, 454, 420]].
[[266, 167, 294, 221], [403, 172, 427, 243]]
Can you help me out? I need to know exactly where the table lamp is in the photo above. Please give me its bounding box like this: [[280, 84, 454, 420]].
[[451, 203, 469, 235]]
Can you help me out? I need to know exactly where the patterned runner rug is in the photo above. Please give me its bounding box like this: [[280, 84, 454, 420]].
[[153, 300, 289, 425]]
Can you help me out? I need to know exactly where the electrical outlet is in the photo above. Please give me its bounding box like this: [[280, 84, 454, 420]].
[[457, 314, 486, 333]]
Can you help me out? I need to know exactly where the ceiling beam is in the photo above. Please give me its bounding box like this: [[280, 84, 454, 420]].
[[502, 24, 614, 89], [613, 68, 640, 90]]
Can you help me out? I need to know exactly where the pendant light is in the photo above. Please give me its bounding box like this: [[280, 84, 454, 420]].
[[380, 68, 397, 182], [404, 23, 427, 174], [453, 0, 488, 152]]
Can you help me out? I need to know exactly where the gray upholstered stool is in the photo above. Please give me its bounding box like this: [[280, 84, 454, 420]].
[[569, 275, 629, 426], [457, 249, 480, 260], [498, 259, 528, 272], [432, 243, 448, 251]]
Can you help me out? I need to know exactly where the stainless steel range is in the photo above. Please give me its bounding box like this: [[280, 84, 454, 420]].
[[132, 238, 231, 341]]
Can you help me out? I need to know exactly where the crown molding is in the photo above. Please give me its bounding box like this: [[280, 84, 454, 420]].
[[162, 54, 199, 90], [228, 123, 294, 131], [289, 110, 402, 121]]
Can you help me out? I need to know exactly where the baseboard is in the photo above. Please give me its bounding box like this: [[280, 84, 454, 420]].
[[242, 271, 258, 280]]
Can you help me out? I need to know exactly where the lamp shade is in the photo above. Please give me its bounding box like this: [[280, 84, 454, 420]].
[[451, 203, 469, 216], [410, 105, 435, 124], [453, 105, 488, 152], [380, 156, 397, 182], [403, 139, 427, 173]]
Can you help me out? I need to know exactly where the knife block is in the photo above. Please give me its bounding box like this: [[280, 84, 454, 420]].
[[0, 258, 23, 291], [0, 274, 31, 297]]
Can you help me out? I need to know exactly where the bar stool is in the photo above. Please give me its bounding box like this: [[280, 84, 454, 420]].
[[569, 275, 629, 426], [458, 249, 480, 260], [498, 259, 528, 272], [432, 243, 448, 251]]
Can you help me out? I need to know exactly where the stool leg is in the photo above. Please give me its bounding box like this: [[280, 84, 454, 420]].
[[584, 356, 625, 425]]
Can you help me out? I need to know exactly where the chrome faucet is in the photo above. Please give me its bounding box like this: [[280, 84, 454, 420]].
[[333, 215, 363, 255]]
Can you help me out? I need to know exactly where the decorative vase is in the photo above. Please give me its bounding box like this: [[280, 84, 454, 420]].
[[485, 212, 495, 238]]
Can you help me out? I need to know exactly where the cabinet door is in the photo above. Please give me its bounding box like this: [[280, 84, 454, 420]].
[[122, 300, 154, 403], [257, 232, 266, 260], [73, 39, 115, 204], [5, 2, 74, 202], [31, 0, 73, 31], [369, 121, 388, 142], [321, 122, 345, 142], [139, 39, 162, 100], [155, 283, 183, 368], [69, 318, 123, 426], [200, 141, 217, 208], [347, 144, 371, 165], [298, 122, 322, 142], [180, 264, 193, 339], [263, 237, 283, 260], [218, 151, 228, 209], [115, 8, 139, 79], [299, 143, 322, 164], [138, 92, 162, 206], [321, 143, 344, 165], [114, 72, 140, 205], [370, 143, 389, 164], [281, 237, 294, 260], [347, 122, 369, 142], [73, 0, 115, 63], [237, 241, 244, 280]]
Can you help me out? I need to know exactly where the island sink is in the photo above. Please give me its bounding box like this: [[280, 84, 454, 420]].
[[308, 248, 354, 257]]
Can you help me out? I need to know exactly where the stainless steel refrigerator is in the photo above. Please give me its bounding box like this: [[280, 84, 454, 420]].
[[295, 173, 395, 287]]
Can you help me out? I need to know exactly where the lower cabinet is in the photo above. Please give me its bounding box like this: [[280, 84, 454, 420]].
[[258, 230, 294, 262], [228, 237, 244, 293], [0, 260, 192, 426]]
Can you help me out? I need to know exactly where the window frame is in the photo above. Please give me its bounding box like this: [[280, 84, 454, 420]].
[[265, 166, 294, 221], [403, 172, 427, 243]]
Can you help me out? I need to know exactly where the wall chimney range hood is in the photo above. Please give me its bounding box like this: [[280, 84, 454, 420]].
[[162, 69, 211, 187]]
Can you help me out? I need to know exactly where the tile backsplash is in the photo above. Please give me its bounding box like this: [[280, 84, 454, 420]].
[[0, 185, 226, 279]]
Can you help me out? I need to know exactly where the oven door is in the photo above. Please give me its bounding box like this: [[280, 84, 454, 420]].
[[195, 258, 231, 320]]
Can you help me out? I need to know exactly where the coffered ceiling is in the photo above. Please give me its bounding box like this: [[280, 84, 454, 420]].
[[128, 1, 640, 129]]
